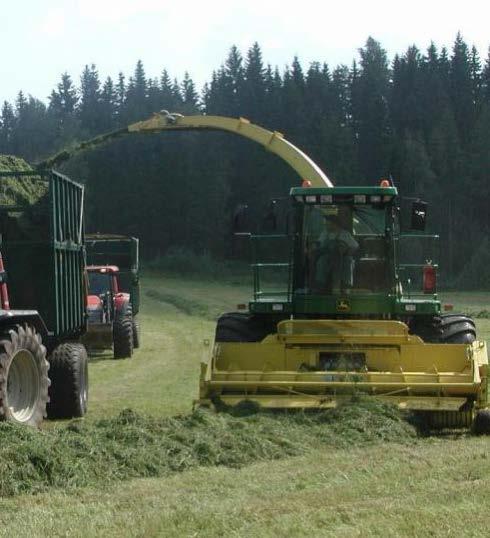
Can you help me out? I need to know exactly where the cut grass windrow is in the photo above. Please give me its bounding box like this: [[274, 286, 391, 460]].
[[0, 398, 418, 497]]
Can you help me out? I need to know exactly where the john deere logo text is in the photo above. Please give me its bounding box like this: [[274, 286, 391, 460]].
[[336, 299, 350, 312]]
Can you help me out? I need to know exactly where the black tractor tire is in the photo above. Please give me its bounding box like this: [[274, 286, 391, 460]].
[[215, 313, 274, 343], [47, 342, 88, 419], [473, 410, 490, 435], [132, 316, 140, 349], [113, 304, 133, 359], [0, 325, 49, 427], [411, 313, 476, 344]]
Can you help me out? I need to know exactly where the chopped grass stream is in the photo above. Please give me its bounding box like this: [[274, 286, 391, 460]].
[[0, 398, 418, 497]]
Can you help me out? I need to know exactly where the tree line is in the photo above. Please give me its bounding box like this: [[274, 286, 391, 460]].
[[0, 35, 489, 287]]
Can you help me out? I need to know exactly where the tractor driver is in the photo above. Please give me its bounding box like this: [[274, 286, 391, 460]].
[[312, 214, 359, 293]]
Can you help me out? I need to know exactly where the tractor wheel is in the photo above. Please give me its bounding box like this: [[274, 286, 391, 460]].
[[132, 316, 140, 349], [113, 305, 133, 359], [473, 410, 490, 435], [215, 313, 273, 343], [47, 343, 88, 419], [412, 313, 476, 344], [0, 325, 49, 427]]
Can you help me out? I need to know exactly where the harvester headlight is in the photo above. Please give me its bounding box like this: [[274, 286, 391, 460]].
[[295, 195, 304, 202], [354, 195, 366, 204], [272, 303, 284, 311], [383, 195, 392, 202], [320, 195, 333, 203], [405, 304, 416, 312], [305, 195, 317, 203], [370, 195, 381, 203]]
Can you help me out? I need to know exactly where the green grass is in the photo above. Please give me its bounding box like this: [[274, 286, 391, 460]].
[[0, 275, 488, 537]]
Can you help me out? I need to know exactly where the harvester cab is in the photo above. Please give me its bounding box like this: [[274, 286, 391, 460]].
[[246, 182, 441, 320], [84, 265, 134, 359]]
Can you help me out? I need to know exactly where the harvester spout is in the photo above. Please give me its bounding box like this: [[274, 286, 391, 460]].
[[127, 112, 333, 187], [37, 111, 333, 188]]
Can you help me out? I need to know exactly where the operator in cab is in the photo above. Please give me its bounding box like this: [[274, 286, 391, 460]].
[[312, 214, 359, 293]]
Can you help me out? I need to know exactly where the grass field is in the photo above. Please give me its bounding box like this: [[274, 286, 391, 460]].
[[0, 273, 488, 537]]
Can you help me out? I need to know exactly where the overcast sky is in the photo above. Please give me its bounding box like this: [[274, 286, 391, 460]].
[[1, 0, 489, 104]]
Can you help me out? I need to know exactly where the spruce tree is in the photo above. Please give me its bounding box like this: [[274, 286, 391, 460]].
[[242, 42, 266, 120], [79, 64, 102, 135], [352, 37, 392, 182], [0, 101, 16, 153], [449, 33, 475, 145], [100, 76, 118, 130], [181, 72, 199, 112]]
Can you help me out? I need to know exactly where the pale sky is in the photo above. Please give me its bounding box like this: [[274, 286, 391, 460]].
[[1, 0, 489, 104]]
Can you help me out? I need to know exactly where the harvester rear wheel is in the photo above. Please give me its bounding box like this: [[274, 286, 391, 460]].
[[473, 410, 490, 435], [113, 305, 133, 359], [47, 343, 88, 419], [0, 325, 49, 427], [132, 316, 140, 349], [412, 313, 476, 344], [215, 313, 273, 343]]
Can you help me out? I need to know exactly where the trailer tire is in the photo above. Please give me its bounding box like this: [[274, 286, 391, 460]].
[[473, 410, 490, 435], [113, 304, 133, 359], [215, 313, 273, 343], [412, 314, 476, 344], [47, 343, 88, 419], [0, 325, 49, 427], [132, 316, 140, 349]]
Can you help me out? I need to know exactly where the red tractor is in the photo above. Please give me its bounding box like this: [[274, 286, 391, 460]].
[[85, 265, 133, 359]]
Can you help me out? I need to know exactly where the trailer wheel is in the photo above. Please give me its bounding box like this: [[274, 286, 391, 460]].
[[412, 314, 476, 344], [473, 410, 490, 435], [113, 305, 133, 359], [47, 343, 88, 418], [132, 316, 140, 349], [0, 325, 49, 427], [215, 313, 273, 342]]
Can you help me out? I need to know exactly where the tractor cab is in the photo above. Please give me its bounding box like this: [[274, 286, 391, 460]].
[[86, 265, 121, 322], [88, 265, 120, 298], [248, 181, 440, 321]]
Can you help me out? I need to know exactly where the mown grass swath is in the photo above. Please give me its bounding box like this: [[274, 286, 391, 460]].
[[0, 398, 417, 497]]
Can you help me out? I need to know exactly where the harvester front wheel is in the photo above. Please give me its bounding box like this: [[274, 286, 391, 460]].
[[113, 305, 133, 359], [215, 313, 273, 343], [47, 343, 88, 419], [0, 325, 49, 427], [473, 410, 490, 435], [412, 314, 476, 344]]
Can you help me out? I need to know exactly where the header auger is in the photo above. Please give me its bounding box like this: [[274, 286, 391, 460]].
[[37, 111, 490, 432]]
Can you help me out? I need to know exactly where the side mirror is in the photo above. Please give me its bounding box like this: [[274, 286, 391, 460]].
[[261, 200, 278, 232], [410, 201, 427, 231], [232, 204, 251, 234]]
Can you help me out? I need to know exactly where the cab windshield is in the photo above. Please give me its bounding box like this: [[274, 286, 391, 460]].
[[297, 204, 389, 294], [88, 272, 112, 296]]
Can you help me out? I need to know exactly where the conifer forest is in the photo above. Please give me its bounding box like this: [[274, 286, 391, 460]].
[[1, 35, 489, 287]]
